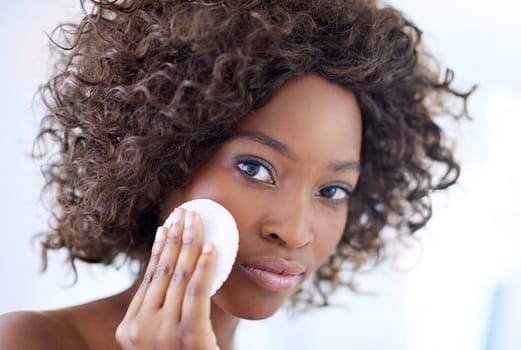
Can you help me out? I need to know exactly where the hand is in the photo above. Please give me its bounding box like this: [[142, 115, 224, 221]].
[[116, 208, 219, 349]]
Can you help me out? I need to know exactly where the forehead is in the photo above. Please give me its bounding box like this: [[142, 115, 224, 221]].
[[235, 75, 362, 162]]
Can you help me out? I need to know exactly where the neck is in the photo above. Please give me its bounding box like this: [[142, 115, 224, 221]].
[[211, 302, 240, 350]]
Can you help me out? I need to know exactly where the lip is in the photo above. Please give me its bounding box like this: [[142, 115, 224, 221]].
[[239, 257, 306, 292]]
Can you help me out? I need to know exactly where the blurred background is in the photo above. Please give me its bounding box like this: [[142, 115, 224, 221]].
[[1, 1, 520, 349]]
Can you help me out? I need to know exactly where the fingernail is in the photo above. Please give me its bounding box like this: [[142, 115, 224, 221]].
[[184, 211, 195, 228], [170, 208, 183, 227], [155, 226, 165, 242], [202, 242, 213, 254], [183, 211, 195, 244]]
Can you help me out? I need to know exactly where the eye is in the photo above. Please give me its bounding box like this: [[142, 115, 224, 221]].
[[317, 184, 352, 201], [236, 157, 275, 185]]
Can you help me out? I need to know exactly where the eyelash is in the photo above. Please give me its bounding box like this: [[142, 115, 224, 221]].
[[315, 183, 353, 204], [235, 156, 276, 185], [235, 156, 353, 204]]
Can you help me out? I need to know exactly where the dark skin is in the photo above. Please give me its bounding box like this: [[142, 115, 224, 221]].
[[0, 75, 362, 349]]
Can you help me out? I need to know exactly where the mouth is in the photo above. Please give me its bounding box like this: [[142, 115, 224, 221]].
[[239, 256, 306, 292]]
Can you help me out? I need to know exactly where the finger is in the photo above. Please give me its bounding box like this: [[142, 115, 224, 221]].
[[162, 210, 204, 319], [125, 225, 168, 318], [141, 208, 185, 311], [180, 241, 216, 329]]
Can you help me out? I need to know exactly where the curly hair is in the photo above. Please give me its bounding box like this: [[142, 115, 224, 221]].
[[35, 0, 473, 307]]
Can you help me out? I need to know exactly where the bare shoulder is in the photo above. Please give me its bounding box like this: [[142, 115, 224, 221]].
[[0, 310, 75, 350], [0, 288, 133, 350]]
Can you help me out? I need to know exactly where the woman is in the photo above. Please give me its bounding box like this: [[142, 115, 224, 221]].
[[0, 0, 472, 349]]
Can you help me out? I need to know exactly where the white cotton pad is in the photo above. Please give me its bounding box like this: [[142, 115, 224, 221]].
[[163, 198, 239, 296]]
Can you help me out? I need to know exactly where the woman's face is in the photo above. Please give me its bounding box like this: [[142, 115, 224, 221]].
[[165, 75, 362, 319]]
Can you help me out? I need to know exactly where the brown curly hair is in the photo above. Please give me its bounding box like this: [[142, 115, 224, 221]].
[[35, 0, 473, 307]]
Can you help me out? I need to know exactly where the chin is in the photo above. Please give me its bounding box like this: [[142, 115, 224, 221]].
[[234, 303, 283, 321], [211, 281, 292, 320], [212, 291, 286, 320]]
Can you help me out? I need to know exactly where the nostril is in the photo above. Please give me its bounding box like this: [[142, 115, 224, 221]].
[[262, 229, 312, 249], [268, 233, 281, 241]]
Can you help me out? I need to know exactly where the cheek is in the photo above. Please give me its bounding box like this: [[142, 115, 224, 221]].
[[313, 209, 348, 266], [175, 172, 257, 239]]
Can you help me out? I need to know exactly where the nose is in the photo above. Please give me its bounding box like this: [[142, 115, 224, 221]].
[[259, 192, 314, 249]]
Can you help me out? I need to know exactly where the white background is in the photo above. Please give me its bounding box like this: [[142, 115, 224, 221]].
[[1, 1, 520, 349]]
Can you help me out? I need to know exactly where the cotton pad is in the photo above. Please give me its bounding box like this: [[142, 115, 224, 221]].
[[163, 198, 239, 296]]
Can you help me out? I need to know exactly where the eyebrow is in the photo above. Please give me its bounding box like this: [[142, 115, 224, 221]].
[[229, 130, 360, 173], [330, 161, 360, 172], [229, 130, 297, 159]]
